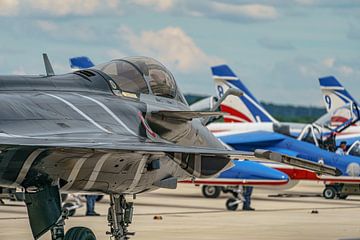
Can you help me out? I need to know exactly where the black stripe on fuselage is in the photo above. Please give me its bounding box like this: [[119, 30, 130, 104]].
[[21, 149, 52, 187], [0, 147, 37, 184]]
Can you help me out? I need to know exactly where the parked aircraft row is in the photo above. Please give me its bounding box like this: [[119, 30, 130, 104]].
[[0, 54, 356, 240], [205, 64, 360, 207], [70, 57, 360, 211]]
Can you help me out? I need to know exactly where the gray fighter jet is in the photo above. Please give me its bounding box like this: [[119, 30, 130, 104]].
[[0, 54, 246, 240]]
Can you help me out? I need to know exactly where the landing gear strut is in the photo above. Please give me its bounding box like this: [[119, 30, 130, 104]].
[[107, 194, 134, 240], [225, 186, 244, 211]]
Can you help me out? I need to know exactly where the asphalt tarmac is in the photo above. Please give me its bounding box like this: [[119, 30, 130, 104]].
[[1, 181, 360, 240]]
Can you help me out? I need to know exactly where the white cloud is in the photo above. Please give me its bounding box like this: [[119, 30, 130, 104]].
[[133, 0, 175, 12], [28, 0, 100, 16], [119, 26, 222, 73], [0, 0, 19, 16], [211, 2, 278, 20]]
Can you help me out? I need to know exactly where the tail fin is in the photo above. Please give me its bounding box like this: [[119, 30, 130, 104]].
[[69, 56, 95, 70], [211, 64, 277, 123], [319, 76, 357, 113]]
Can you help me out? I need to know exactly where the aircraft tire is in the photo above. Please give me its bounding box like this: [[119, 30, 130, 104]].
[[226, 198, 238, 211], [63, 202, 76, 217], [64, 227, 96, 240], [323, 186, 336, 199], [202, 185, 221, 198]]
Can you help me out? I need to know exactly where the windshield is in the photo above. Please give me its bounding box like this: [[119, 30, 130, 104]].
[[94, 57, 187, 104], [94, 60, 149, 95], [315, 103, 358, 129], [349, 142, 360, 157], [124, 57, 177, 99]]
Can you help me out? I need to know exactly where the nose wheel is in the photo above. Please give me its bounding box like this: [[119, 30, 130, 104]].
[[226, 198, 240, 211], [64, 227, 96, 240], [225, 186, 244, 211]]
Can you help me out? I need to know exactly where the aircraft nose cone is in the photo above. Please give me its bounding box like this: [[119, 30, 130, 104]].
[[227, 160, 289, 182]]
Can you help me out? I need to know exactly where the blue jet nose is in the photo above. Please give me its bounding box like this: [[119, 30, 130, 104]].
[[219, 160, 289, 182]]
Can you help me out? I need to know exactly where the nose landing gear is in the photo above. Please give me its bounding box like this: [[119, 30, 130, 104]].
[[225, 186, 245, 211]]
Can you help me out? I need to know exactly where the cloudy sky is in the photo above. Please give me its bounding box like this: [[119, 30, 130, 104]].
[[0, 0, 359, 106]]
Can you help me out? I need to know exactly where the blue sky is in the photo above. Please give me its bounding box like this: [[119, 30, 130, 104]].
[[0, 0, 359, 106]]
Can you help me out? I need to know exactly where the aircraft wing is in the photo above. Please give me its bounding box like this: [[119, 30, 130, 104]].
[[0, 132, 252, 178]]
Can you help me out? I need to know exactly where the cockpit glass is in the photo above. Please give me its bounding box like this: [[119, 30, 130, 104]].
[[95, 56, 187, 104], [125, 57, 177, 99], [149, 68, 176, 98], [315, 103, 356, 129], [95, 61, 149, 94], [349, 142, 360, 157]]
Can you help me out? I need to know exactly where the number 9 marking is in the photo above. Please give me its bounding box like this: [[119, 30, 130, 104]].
[[325, 95, 331, 109]]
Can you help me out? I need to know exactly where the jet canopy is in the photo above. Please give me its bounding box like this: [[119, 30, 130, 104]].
[[315, 103, 360, 129], [94, 57, 185, 102]]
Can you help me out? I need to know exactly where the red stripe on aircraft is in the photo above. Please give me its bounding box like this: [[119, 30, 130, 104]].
[[220, 105, 252, 123], [273, 167, 319, 180], [179, 179, 288, 186]]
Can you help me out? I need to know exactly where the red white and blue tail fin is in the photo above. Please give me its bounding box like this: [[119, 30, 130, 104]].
[[211, 65, 277, 123], [319, 76, 359, 127], [319, 76, 357, 113]]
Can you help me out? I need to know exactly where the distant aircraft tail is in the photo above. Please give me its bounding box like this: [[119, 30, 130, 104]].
[[319, 76, 357, 112], [319, 76, 359, 127], [69, 56, 95, 70], [211, 64, 277, 123]]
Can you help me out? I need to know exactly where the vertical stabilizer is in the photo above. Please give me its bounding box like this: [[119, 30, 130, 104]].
[[42, 53, 55, 76], [211, 65, 277, 123]]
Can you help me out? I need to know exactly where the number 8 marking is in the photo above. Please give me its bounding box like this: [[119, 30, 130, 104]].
[[217, 85, 224, 98]]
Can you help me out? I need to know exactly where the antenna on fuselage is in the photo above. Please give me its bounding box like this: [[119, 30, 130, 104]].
[[42, 53, 55, 76]]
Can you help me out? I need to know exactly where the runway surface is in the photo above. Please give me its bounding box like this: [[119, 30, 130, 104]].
[[1, 181, 360, 240]]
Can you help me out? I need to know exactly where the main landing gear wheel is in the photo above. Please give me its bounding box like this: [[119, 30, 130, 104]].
[[64, 227, 96, 240], [202, 185, 221, 198], [323, 186, 336, 199], [226, 198, 239, 211]]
